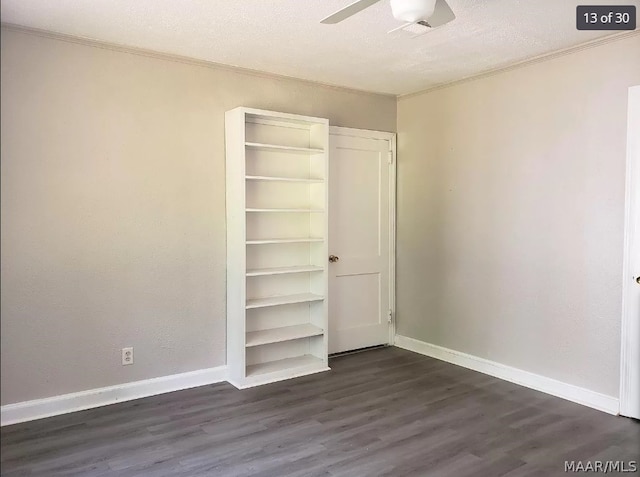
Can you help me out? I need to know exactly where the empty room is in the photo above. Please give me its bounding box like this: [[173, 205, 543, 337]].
[[1, 0, 639, 475]]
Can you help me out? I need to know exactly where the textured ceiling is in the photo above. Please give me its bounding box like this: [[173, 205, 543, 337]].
[[1, 0, 636, 95]]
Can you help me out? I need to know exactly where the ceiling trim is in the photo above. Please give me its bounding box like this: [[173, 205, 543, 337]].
[[2, 22, 638, 100], [398, 29, 640, 100], [0, 22, 396, 99]]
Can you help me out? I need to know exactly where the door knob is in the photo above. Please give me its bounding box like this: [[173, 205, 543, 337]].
[[637, 276, 640, 285], [329, 255, 340, 263]]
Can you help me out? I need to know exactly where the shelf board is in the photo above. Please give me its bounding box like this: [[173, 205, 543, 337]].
[[246, 265, 324, 277], [245, 142, 324, 155], [246, 237, 324, 245], [246, 175, 323, 184], [246, 293, 324, 309], [246, 324, 324, 348], [246, 208, 324, 213], [245, 111, 327, 128], [246, 354, 325, 377]]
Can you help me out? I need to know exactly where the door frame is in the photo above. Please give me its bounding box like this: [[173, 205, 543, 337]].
[[620, 85, 640, 417], [329, 126, 397, 346]]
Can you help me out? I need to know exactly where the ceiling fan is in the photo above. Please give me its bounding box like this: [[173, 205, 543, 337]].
[[321, 0, 455, 33]]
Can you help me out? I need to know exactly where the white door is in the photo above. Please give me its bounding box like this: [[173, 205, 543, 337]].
[[328, 127, 395, 354], [621, 85, 640, 419]]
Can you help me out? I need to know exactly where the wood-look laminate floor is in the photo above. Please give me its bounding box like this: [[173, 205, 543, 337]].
[[1, 347, 639, 476]]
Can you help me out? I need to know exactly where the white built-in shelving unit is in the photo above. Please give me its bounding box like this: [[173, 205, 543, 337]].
[[225, 107, 330, 388]]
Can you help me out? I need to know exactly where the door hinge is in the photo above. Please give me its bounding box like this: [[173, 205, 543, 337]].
[[388, 151, 393, 164], [388, 309, 393, 324]]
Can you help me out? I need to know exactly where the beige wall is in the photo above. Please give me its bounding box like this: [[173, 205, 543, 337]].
[[0, 28, 396, 405], [397, 34, 640, 397], [4, 24, 638, 407]]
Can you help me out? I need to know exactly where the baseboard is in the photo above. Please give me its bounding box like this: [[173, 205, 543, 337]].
[[1, 366, 228, 426], [394, 335, 619, 415], [2, 338, 621, 425]]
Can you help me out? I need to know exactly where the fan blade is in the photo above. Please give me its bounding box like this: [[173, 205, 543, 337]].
[[320, 0, 381, 24], [387, 22, 415, 34], [428, 0, 456, 27]]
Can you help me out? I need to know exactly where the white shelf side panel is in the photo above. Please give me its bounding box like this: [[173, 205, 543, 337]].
[[225, 108, 247, 382]]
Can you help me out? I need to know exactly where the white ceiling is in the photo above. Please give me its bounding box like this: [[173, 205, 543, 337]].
[[1, 0, 636, 95]]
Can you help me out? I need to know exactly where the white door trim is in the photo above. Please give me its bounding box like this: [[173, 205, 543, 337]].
[[329, 126, 397, 346], [620, 85, 640, 418]]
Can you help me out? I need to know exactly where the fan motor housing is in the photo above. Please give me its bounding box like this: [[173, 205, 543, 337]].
[[390, 0, 437, 22]]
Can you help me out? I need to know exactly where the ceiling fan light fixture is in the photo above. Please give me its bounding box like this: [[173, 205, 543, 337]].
[[389, 0, 437, 22]]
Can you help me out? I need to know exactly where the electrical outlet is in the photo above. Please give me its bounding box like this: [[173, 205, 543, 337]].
[[122, 347, 134, 366]]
